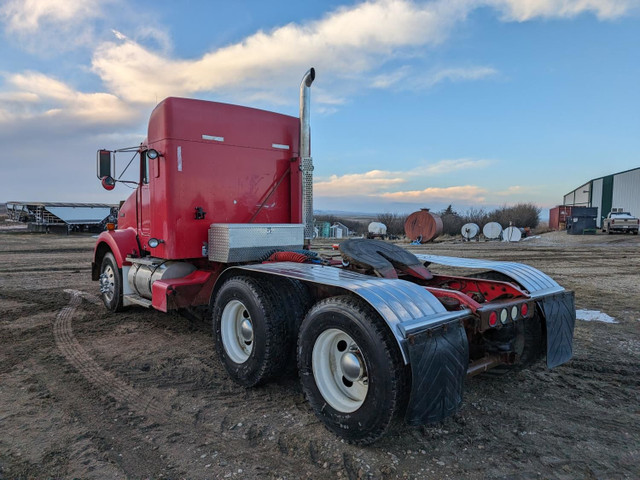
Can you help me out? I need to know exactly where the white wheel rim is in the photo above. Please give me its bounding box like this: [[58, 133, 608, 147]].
[[312, 328, 368, 413], [100, 264, 115, 302], [221, 300, 253, 363]]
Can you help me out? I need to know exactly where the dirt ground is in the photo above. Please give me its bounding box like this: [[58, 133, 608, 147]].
[[1, 228, 638, 479]]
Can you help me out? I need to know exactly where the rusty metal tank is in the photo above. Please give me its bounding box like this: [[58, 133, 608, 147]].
[[404, 208, 443, 243]]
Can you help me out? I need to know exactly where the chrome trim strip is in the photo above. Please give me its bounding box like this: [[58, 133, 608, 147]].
[[272, 143, 290, 150], [202, 134, 224, 142]]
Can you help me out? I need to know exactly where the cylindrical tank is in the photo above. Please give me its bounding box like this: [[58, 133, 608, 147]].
[[368, 222, 387, 235], [483, 222, 503, 240], [502, 226, 522, 242], [127, 261, 197, 299], [461, 222, 480, 240], [404, 208, 443, 243]]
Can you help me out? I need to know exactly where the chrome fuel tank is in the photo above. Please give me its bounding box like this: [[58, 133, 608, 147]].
[[127, 260, 196, 299]]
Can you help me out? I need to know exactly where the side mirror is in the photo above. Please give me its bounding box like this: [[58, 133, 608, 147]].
[[97, 150, 114, 179], [101, 176, 116, 191]]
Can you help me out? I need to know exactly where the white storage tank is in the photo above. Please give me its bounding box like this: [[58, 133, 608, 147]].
[[368, 222, 387, 235]]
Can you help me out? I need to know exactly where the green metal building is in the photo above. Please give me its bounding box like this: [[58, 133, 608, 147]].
[[563, 166, 640, 228]]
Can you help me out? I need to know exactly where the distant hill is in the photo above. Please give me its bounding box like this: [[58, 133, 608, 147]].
[[314, 209, 377, 219]]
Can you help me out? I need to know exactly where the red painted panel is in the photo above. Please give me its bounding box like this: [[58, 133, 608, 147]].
[[143, 97, 301, 260], [151, 270, 213, 311], [93, 227, 140, 267]]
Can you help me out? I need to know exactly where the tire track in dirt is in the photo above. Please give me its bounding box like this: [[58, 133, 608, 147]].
[[54, 289, 169, 419], [52, 289, 327, 478]]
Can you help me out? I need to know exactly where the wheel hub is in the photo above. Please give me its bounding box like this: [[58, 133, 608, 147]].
[[240, 318, 253, 342], [99, 267, 114, 299], [99, 273, 109, 293], [220, 300, 254, 364], [340, 352, 363, 382], [312, 328, 369, 413]]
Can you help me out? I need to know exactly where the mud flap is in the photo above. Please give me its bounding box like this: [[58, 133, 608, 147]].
[[405, 321, 469, 426], [537, 290, 575, 368]]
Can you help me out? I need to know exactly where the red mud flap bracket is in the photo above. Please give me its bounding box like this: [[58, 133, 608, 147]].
[[404, 320, 469, 426], [152, 271, 213, 312], [537, 290, 575, 368]]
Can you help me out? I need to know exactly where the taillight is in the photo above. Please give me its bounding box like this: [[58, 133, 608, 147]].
[[511, 305, 518, 320], [489, 312, 498, 327], [500, 309, 508, 324], [521, 303, 529, 317]]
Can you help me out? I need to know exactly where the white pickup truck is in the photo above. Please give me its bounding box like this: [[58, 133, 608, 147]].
[[602, 210, 639, 234]]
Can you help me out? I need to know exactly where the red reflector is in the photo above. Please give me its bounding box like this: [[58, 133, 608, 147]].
[[521, 303, 529, 317], [489, 312, 498, 327]]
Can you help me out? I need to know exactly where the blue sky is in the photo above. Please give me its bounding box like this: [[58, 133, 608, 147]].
[[1, 0, 638, 214]]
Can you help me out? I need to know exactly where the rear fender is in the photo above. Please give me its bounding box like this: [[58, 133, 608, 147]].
[[92, 228, 140, 280], [225, 262, 471, 426], [415, 254, 575, 368]]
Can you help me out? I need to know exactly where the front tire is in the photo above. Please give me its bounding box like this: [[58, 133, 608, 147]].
[[297, 296, 408, 444], [99, 252, 123, 312], [213, 276, 289, 387]]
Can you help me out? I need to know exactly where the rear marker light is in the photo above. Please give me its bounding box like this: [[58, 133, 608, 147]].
[[500, 309, 508, 324], [521, 303, 529, 317], [511, 306, 518, 320], [489, 312, 498, 327]]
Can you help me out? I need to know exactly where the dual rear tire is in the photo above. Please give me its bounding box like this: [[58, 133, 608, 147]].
[[212, 276, 290, 387], [297, 296, 408, 444], [213, 278, 407, 444]]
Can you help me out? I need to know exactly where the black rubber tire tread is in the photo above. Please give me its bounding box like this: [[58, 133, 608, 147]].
[[270, 277, 314, 332], [268, 277, 315, 368], [213, 275, 290, 387], [297, 295, 409, 445], [100, 252, 123, 312]]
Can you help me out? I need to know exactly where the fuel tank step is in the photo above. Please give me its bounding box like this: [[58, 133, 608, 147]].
[[123, 294, 152, 308]]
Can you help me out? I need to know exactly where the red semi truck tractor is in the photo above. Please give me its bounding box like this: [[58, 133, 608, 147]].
[[92, 69, 575, 444]]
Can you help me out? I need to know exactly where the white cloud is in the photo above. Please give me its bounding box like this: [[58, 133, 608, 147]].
[[1, 0, 106, 32], [420, 66, 498, 88], [90, 0, 472, 104], [371, 67, 412, 89], [88, 0, 636, 106], [380, 185, 488, 202], [416, 158, 494, 175], [314, 159, 493, 197], [486, 0, 638, 21], [315, 170, 407, 196], [373, 65, 498, 90], [0, 72, 136, 125], [0, 0, 116, 52]]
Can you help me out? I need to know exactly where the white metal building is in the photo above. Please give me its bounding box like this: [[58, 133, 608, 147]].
[[562, 166, 640, 227], [330, 222, 350, 238]]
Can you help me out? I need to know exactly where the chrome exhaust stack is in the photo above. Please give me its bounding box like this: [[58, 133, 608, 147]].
[[299, 67, 315, 242]]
